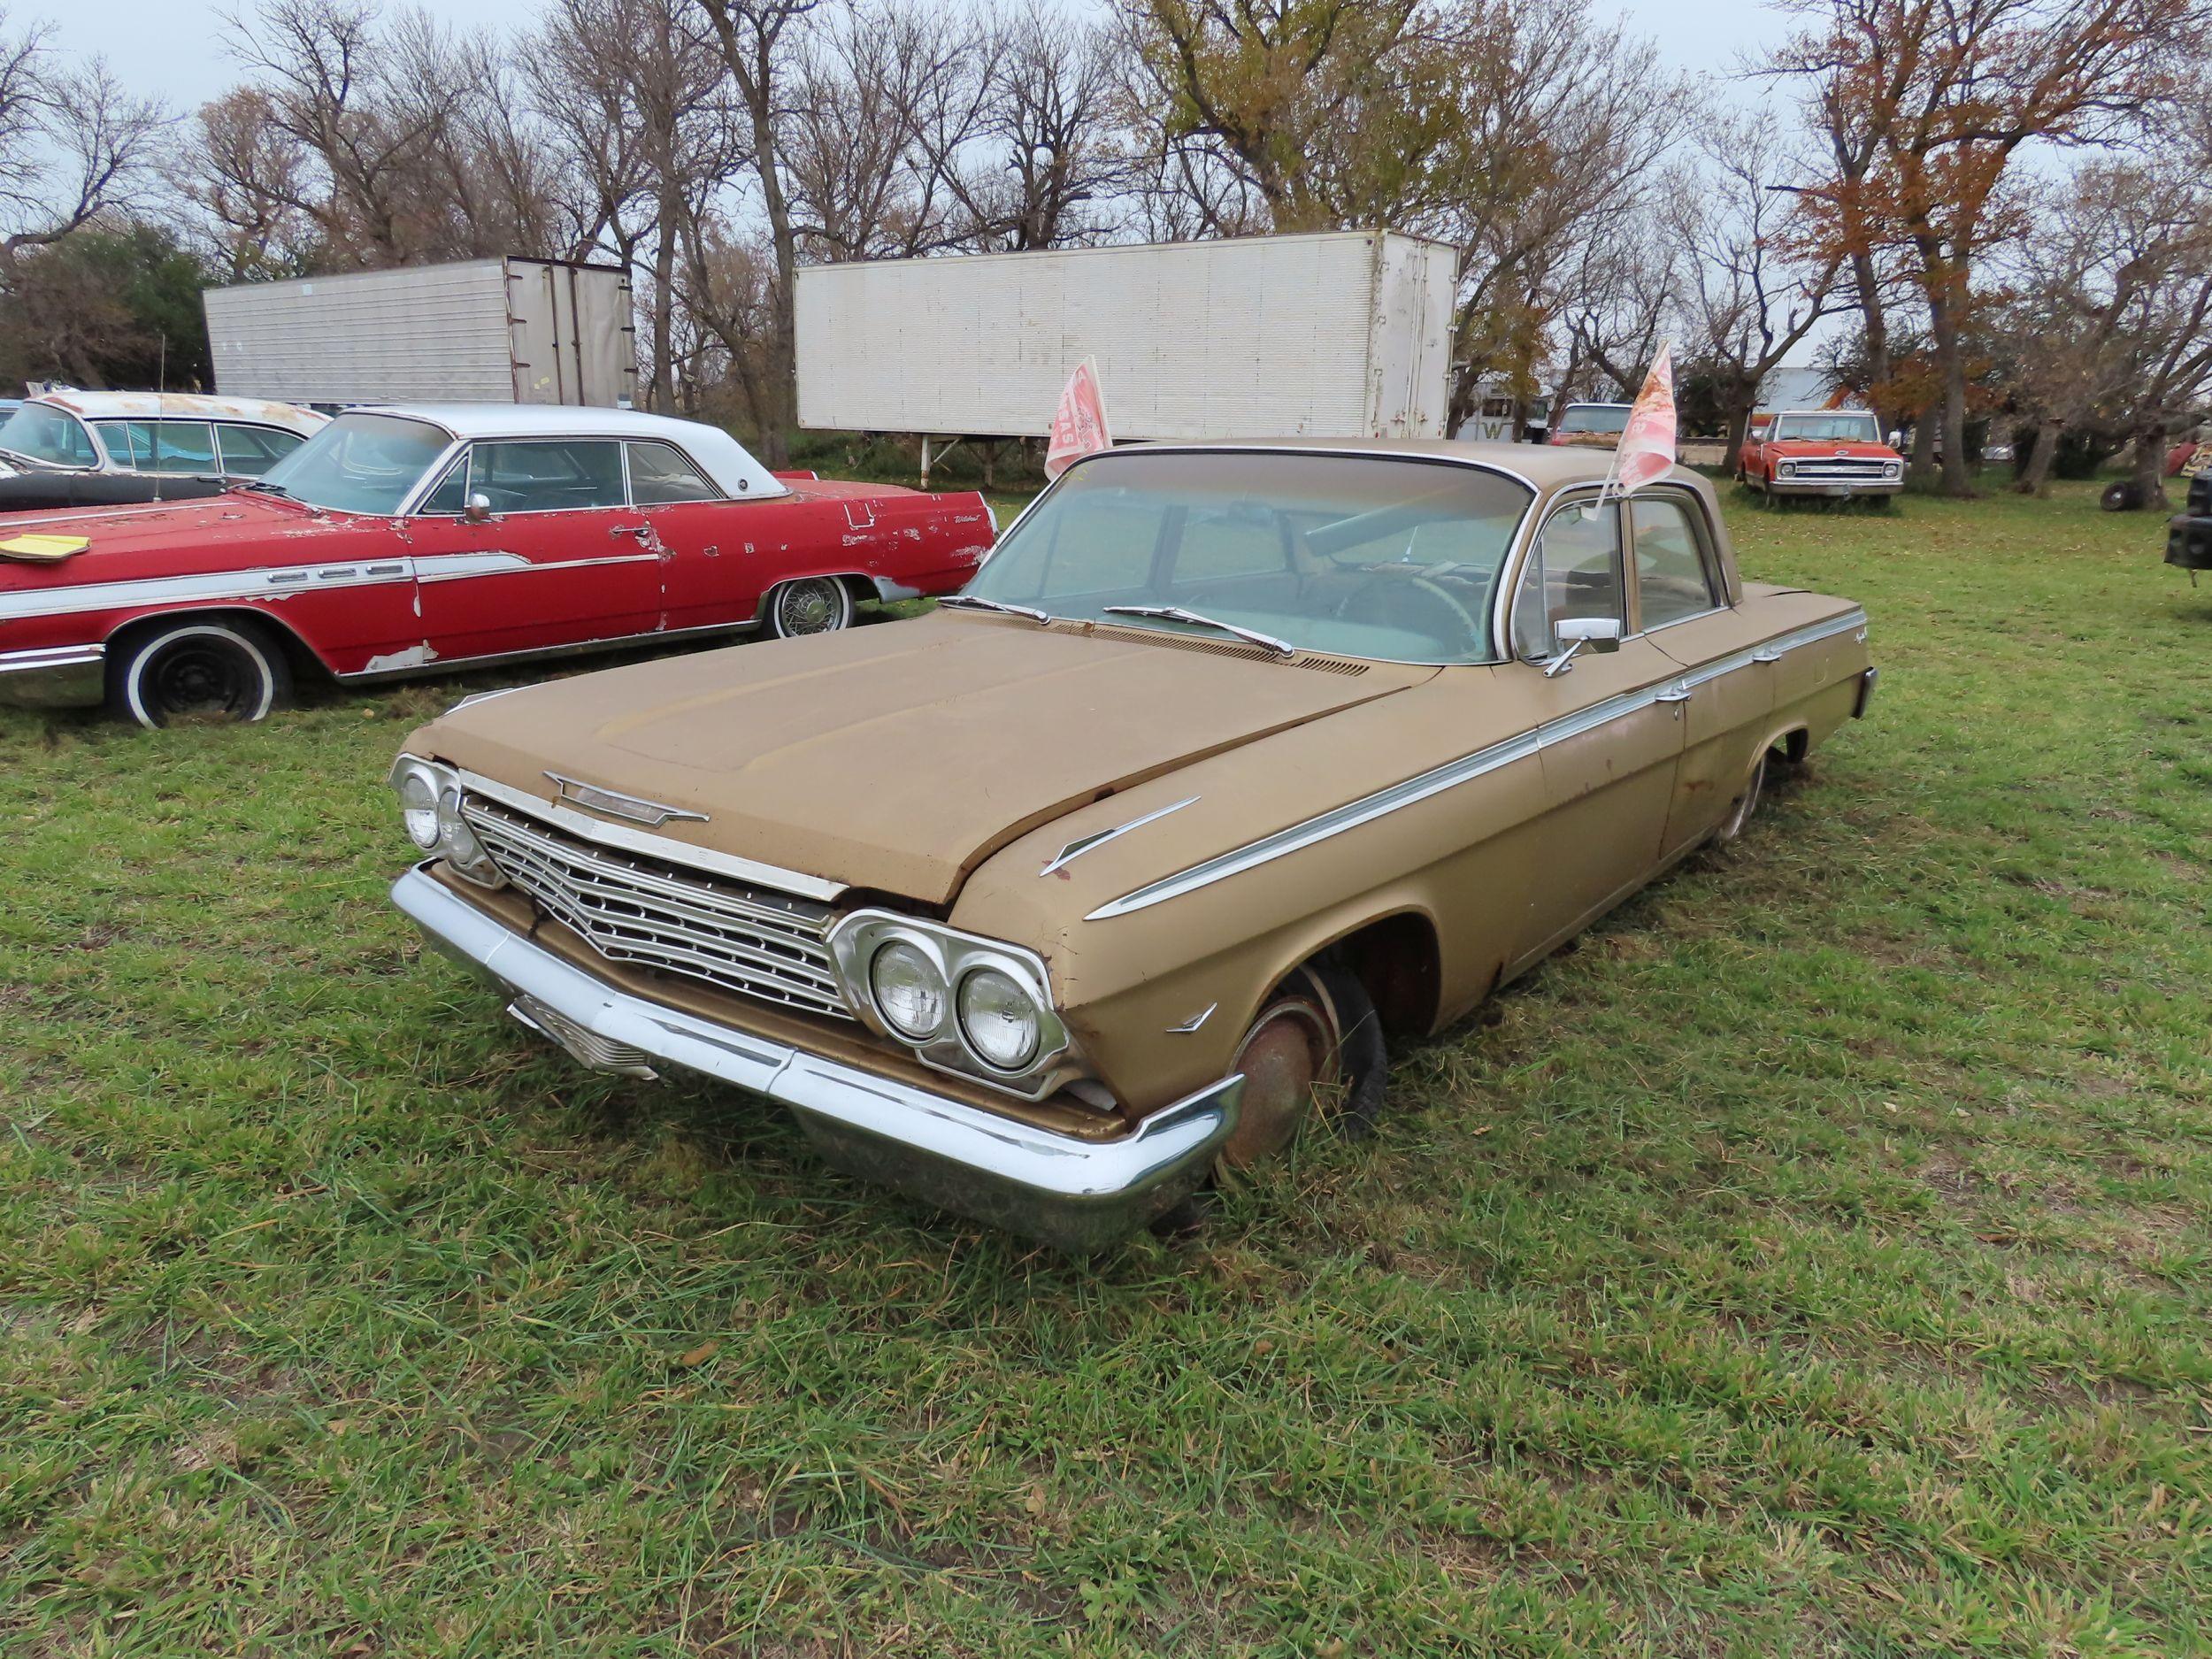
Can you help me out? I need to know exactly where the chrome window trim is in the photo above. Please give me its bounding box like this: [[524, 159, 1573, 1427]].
[[964, 443, 1543, 669], [451, 764, 846, 902], [624, 439, 730, 507], [1087, 606, 1870, 921]]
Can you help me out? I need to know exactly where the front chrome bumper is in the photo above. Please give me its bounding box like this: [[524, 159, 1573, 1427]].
[[392, 866, 1241, 1250], [1768, 476, 1902, 496], [0, 643, 104, 708]]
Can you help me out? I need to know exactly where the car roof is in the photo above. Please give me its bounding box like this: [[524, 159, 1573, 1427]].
[[1116, 435, 1682, 491], [346, 403, 790, 499], [27, 391, 327, 433]]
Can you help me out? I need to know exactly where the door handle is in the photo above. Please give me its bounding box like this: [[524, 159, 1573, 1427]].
[[610, 524, 650, 540], [1653, 687, 1692, 704], [1750, 648, 1782, 664]]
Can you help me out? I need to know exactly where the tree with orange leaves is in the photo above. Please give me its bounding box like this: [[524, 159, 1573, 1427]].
[[1764, 0, 2199, 496]]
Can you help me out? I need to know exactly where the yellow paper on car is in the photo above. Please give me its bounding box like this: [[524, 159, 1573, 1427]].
[[0, 533, 90, 562]]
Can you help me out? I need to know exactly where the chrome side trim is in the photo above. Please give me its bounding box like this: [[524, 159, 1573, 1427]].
[[413, 550, 659, 584], [452, 766, 846, 902], [0, 641, 106, 708], [1040, 795, 1200, 877], [0, 641, 104, 677], [392, 864, 1238, 1251], [0, 557, 417, 622], [1087, 607, 1870, 921]]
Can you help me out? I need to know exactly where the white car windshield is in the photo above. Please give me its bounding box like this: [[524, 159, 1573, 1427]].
[[0, 403, 99, 469], [1774, 413, 1880, 443], [253, 412, 450, 514], [958, 450, 1532, 664]]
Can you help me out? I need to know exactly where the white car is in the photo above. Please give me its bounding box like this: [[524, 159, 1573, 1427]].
[[0, 392, 326, 496]]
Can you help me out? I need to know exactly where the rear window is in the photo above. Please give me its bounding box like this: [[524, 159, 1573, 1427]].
[[1556, 405, 1632, 435], [0, 403, 98, 468]]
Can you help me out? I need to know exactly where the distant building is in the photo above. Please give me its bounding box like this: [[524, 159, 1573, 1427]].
[[1756, 365, 1860, 411]]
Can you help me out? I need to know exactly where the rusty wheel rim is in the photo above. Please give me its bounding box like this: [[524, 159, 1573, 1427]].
[[1218, 991, 1340, 1171]]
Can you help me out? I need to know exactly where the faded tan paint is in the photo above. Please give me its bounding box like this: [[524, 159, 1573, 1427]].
[[400, 441, 1870, 1140]]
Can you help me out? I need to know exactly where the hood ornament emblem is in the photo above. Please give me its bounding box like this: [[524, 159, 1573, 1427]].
[[545, 771, 707, 827]]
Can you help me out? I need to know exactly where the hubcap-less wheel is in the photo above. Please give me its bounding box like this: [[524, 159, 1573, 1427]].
[[1715, 751, 1768, 843], [119, 622, 285, 728], [1219, 987, 1341, 1170], [769, 577, 854, 637]]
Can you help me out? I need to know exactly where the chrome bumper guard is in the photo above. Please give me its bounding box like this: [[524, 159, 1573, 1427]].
[[0, 643, 105, 709], [392, 865, 1241, 1250]]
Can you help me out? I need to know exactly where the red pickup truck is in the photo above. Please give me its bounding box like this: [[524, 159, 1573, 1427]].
[[1738, 411, 1904, 501]]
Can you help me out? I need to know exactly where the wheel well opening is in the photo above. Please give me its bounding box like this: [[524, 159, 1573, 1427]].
[[1772, 726, 1809, 764], [1322, 912, 1440, 1037], [107, 609, 325, 684]]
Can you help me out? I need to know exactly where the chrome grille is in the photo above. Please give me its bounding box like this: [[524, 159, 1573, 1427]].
[[1788, 459, 1892, 480], [461, 796, 852, 1020]]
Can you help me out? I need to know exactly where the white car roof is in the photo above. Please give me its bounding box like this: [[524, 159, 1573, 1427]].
[[28, 390, 327, 435], [349, 403, 790, 500]]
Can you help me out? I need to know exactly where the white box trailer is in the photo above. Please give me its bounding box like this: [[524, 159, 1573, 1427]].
[[203, 257, 637, 407], [795, 231, 1457, 449]]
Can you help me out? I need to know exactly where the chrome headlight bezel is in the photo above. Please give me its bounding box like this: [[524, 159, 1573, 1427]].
[[1778, 460, 1796, 478], [828, 910, 1071, 1095], [388, 754, 505, 888]]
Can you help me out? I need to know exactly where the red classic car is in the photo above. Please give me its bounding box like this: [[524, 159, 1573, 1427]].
[[0, 406, 995, 726], [1737, 410, 1904, 500]]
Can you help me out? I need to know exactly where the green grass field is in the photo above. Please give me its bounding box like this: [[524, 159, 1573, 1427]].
[[3, 482, 2208, 1656]]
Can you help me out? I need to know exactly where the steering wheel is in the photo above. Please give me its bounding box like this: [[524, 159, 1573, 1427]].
[[1330, 569, 1485, 651]]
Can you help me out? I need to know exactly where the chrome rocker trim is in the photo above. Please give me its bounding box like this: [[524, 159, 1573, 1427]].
[[392, 864, 1241, 1250], [0, 642, 106, 708]]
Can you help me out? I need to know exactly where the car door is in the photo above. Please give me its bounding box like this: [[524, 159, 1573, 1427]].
[[1502, 492, 1687, 956], [626, 439, 764, 634], [1631, 491, 1774, 856], [409, 437, 664, 663]]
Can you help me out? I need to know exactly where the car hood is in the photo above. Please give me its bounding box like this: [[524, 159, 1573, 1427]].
[[415, 611, 1433, 907], [1767, 439, 1897, 459], [0, 489, 321, 565]]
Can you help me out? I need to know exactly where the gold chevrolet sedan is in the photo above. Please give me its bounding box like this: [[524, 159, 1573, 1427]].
[[389, 441, 1875, 1248]]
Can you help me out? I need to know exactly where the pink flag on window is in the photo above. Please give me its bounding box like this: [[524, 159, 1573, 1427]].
[[1611, 343, 1677, 496], [1045, 357, 1110, 480]]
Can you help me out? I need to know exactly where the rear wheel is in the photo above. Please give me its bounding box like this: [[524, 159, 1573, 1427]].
[[109, 617, 292, 728], [766, 577, 856, 638], [1713, 749, 1769, 844]]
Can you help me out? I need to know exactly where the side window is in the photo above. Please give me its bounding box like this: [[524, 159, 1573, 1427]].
[[146, 422, 219, 473], [470, 440, 625, 512], [1511, 498, 1623, 657], [1631, 496, 1721, 629], [416, 452, 472, 516], [92, 420, 140, 467], [214, 424, 303, 476], [626, 441, 720, 504]]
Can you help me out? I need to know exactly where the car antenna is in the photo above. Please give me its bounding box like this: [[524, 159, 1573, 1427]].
[[151, 334, 166, 505]]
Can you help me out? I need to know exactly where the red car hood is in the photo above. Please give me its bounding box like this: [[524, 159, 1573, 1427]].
[[1765, 438, 1899, 460], [0, 492, 339, 579]]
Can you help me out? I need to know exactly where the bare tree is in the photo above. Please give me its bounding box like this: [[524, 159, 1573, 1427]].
[[1669, 114, 1845, 457], [0, 13, 165, 281]]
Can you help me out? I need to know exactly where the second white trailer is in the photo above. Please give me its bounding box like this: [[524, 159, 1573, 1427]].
[[795, 231, 1457, 444]]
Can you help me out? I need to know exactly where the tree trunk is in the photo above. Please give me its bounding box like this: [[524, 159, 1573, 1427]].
[[1852, 245, 1893, 432], [1926, 287, 1974, 498], [2016, 419, 2062, 495], [1908, 406, 1938, 486], [649, 210, 678, 416], [1723, 398, 1756, 477], [2131, 429, 2170, 513]]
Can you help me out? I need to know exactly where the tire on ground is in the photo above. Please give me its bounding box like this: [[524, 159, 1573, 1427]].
[[107, 615, 294, 729]]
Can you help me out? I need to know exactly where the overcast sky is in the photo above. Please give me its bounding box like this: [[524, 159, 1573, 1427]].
[[27, 0, 1793, 130]]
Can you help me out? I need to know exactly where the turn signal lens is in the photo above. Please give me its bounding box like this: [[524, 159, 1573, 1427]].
[[870, 941, 947, 1040], [957, 968, 1041, 1071]]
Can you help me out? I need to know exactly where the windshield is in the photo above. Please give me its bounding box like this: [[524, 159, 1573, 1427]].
[[1555, 405, 1631, 435], [1774, 412, 1880, 443], [959, 450, 1532, 664], [255, 411, 451, 513], [0, 403, 99, 469]]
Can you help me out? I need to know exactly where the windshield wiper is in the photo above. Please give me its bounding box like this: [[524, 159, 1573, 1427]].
[[937, 594, 1052, 625], [1102, 604, 1296, 657], [240, 480, 291, 496]]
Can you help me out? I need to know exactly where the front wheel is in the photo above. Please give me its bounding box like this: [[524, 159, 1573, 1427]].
[[109, 617, 293, 728], [765, 577, 856, 638]]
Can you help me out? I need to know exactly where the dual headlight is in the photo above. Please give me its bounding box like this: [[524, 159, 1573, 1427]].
[[828, 912, 1071, 1092], [388, 755, 503, 887]]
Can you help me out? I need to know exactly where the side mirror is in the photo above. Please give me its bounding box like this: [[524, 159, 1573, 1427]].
[[463, 492, 495, 524], [1542, 615, 1622, 678]]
